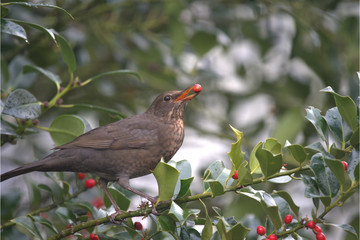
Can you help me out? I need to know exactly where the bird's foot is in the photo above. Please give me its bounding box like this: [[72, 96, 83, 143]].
[[148, 199, 173, 216], [106, 210, 124, 225]]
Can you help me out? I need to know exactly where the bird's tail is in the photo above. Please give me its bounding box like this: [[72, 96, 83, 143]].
[[0, 161, 44, 181]]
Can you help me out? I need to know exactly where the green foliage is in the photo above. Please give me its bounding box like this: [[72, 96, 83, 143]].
[[1, 1, 359, 240], [48, 114, 89, 146]]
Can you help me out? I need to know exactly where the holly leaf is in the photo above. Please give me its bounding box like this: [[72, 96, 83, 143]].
[[310, 153, 340, 197], [49, 114, 88, 146], [256, 148, 282, 178], [306, 106, 328, 144], [2, 89, 41, 119], [153, 161, 180, 203], [321, 86, 358, 132]]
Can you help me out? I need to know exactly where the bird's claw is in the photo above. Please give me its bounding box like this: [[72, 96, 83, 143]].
[[106, 211, 124, 225]]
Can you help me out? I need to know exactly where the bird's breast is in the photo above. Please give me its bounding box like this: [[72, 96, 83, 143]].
[[160, 120, 184, 162]]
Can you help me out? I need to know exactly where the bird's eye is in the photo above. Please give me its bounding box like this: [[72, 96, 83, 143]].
[[164, 95, 171, 101]]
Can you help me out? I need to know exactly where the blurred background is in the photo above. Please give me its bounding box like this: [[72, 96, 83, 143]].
[[1, 0, 359, 239]]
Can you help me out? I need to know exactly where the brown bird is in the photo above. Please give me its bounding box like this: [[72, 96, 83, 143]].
[[1, 85, 201, 218]]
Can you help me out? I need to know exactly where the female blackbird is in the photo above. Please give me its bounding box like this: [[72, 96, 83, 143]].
[[1, 85, 201, 219]]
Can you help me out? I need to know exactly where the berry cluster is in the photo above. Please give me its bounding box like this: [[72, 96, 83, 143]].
[[256, 225, 278, 240], [77, 172, 96, 189], [256, 217, 326, 240], [307, 221, 326, 240], [89, 233, 99, 240]]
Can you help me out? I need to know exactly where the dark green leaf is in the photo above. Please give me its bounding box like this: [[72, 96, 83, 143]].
[[267, 172, 292, 184], [324, 158, 352, 191], [272, 194, 291, 220], [274, 191, 300, 217], [2, 89, 41, 119], [169, 159, 192, 197], [203, 160, 233, 192], [212, 206, 223, 216], [9, 19, 57, 44], [286, 144, 307, 165], [55, 206, 77, 223], [32, 216, 58, 234], [82, 70, 143, 86], [348, 147, 359, 181], [23, 65, 61, 89], [61, 103, 126, 119], [65, 199, 100, 219], [49, 114, 87, 146], [54, 33, 76, 73], [37, 183, 63, 204], [305, 142, 328, 156], [350, 127, 359, 147], [354, 163, 359, 182], [310, 153, 340, 197], [324, 107, 352, 143], [321, 86, 358, 132], [177, 177, 194, 199], [324, 223, 358, 238], [237, 161, 253, 186], [27, 182, 41, 210], [3, 2, 73, 19], [1, 19, 27, 41], [313, 198, 320, 210], [180, 226, 201, 240], [257, 192, 282, 230], [215, 217, 250, 240], [0, 119, 18, 137], [103, 185, 130, 211], [1, 6, 9, 17], [329, 143, 347, 159], [13, 216, 43, 239], [305, 106, 328, 144], [168, 201, 184, 222], [159, 215, 176, 232], [256, 148, 283, 178], [319, 196, 331, 207], [200, 199, 213, 240], [206, 180, 224, 196], [302, 175, 321, 198], [153, 161, 180, 202]]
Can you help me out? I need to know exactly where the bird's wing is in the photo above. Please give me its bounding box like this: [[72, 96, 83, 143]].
[[56, 116, 159, 150]]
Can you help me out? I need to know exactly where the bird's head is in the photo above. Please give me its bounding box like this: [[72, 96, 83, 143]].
[[146, 84, 201, 120]]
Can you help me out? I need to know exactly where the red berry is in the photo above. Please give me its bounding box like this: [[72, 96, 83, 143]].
[[232, 170, 238, 180], [284, 214, 293, 224], [92, 197, 104, 209], [256, 226, 266, 235], [90, 233, 99, 240], [77, 172, 86, 180], [341, 161, 348, 172], [316, 232, 326, 240], [314, 225, 322, 234], [192, 84, 202, 93], [85, 178, 96, 188], [268, 234, 277, 240], [307, 221, 316, 229], [134, 221, 143, 231]]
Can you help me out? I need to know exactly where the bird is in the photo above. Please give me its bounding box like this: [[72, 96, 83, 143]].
[[1, 84, 201, 219]]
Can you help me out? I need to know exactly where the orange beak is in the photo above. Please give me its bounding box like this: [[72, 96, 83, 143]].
[[174, 85, 200, 102]]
